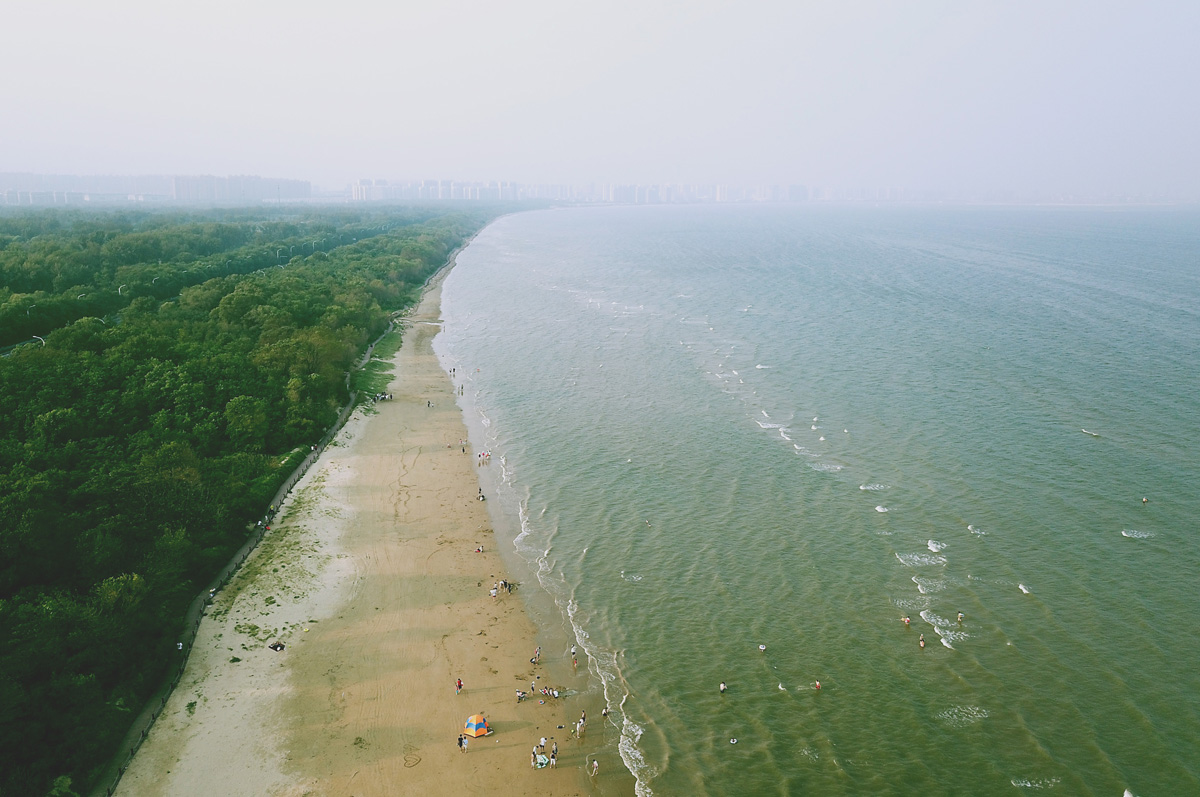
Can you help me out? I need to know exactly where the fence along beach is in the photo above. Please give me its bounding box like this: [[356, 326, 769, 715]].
[[117, 265, 608, 794]]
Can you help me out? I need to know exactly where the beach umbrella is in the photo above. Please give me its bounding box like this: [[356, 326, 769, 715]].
[[464, 714, 490, 737]]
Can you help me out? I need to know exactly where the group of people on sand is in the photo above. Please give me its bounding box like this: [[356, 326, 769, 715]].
[[371, 392, 392, 402], [531, 738, 558, 769], [477, 451, 492, 466]]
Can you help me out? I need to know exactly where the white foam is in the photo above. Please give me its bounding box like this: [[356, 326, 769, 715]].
[[967, 524, 986, 536], [875, 505, 889, 512], [1121, 529, 1156, 539], [936, 705, 989, 727], [618, 715, 656, 797], [859, 483, 890, 491], [927, 540, 946, 552], [912, 576, 946, 594], [1010, 777, 1061, 789], [755, 364, 771, 369], [811, 463, 843, 473], [1018, 584, 1031, 594], [896, 552, 947, 567], [757, 421, 785, 429], [920, 610, 970, 649]]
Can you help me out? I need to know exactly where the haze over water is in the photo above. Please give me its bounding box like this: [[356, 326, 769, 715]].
[[436, 205, 1200, 795]]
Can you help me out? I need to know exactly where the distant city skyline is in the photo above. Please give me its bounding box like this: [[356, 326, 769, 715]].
[[2, 170, 1189, 208]]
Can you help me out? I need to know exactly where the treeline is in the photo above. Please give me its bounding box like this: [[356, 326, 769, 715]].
[[0, 206, 491, 795]]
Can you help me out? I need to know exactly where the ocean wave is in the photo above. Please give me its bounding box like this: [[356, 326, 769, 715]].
[[912, 576, 946, 594], [919, 610, 969, 649], [756, 421, 785, 429], [892, 596, 931, 611], [620, 714, 657, 797], [811, 463, 843, 473], [897, 552, 947, 567], [927, 540, 946, 552], [859, 483, 890, 491], [755, 364, 771, 369], [936, 705, 988, 727], [1011, 777, 1061, 789], [1121, 529, 1156, 539], [967, 524, 986, 536], [620, 571, 644, 582], [875, 506, 889, 513]]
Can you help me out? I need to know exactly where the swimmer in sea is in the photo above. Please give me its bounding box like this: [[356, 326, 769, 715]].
[[815, 680, 821, 690], [903, 616, 910, 626], [919, 634, 925, 649], [719, 682, 727, 693], [957, 612, 964, 623]]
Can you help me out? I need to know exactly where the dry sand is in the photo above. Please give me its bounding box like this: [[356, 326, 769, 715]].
[[118, 270, 606, 795]]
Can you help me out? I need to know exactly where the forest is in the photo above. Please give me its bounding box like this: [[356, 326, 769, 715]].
[[0, 205, 492, 795]]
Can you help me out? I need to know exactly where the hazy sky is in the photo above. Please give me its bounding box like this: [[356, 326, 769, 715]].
[[4, 0, 1198, 194]]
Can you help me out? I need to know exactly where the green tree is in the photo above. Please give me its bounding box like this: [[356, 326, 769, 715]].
[[224, 396, 269, 452]]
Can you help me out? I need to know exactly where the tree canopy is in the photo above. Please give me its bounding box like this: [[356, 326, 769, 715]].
[[0, 205, 493, 795]]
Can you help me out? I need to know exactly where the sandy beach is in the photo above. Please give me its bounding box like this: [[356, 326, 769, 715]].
[[117, 268, 597, 795]]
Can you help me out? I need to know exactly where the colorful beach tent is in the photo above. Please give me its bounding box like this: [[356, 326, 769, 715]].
[[464, 715, 490, 737]]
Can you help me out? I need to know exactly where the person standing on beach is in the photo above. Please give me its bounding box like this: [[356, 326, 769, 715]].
[[591, 758, 600, 777], [456, 678, 463, 695], [550, 750, 557, 768], [539, 736, 547, 752]]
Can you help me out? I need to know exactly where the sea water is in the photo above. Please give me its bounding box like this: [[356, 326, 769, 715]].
[[435, 204, 1200, 796]]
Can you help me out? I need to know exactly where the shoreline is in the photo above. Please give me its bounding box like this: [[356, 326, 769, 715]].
[[117, 248, 596, 794]]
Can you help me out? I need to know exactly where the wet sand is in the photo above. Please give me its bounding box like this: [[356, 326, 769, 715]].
[[118, 270, 590, 795]]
